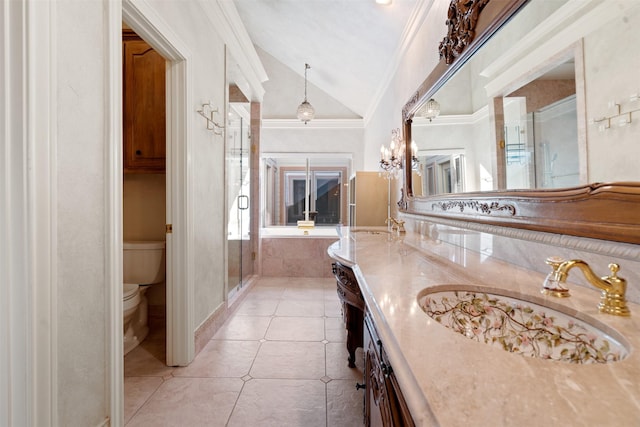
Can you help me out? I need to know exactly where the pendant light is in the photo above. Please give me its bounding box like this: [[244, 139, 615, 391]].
[[297, 63, 315, 124], [423, 98, 440, 122]]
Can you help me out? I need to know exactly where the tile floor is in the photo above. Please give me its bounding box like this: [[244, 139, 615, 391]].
[[124, 277, 365, 426]]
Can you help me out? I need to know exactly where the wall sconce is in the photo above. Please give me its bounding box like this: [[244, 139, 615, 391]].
[[423, 98, 440, 122], [296, 63, 315, 124], [197, 102, 225, 135]]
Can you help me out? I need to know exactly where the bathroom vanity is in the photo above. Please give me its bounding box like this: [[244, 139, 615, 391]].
[[332, 255, 413, 426], [334, 0, 640, 423], [328, 224, 640, 426]]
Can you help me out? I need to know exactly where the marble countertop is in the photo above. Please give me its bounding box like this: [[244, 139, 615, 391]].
[[328, 226, 640, 426]]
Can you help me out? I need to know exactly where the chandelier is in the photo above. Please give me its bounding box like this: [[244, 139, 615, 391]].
[[423, 98, 440, 122], [379, 129, 420, 179], [297, 63, 315, 124]]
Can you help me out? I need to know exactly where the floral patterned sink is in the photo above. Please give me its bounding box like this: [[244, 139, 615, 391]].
[[418, 288, 628, 364]]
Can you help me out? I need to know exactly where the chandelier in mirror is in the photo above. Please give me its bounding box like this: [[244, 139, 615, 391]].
[[296, 63, 315, 124], [423, 98, 440, 122], [380, 128, 419, 179]]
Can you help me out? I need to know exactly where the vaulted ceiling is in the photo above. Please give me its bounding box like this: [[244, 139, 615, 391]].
[[233, 0, 420, 120]]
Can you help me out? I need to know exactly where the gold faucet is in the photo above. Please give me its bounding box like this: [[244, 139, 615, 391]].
[[385, 217, 406, 234], [547, 258, 630, 316]]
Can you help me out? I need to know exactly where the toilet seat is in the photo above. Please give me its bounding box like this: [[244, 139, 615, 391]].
[[123, 283, 141, 313], [123, 283, 140, 301]]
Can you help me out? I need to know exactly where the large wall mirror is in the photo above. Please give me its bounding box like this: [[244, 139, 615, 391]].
[[402, 0, 640, 244]]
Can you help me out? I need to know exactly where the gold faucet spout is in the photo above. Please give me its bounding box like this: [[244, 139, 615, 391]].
[[556, 259, 630, 316], [385, 217, 405, 234]]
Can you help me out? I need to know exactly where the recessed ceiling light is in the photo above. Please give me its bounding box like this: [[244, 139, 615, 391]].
[[376, 0, 392, 5]]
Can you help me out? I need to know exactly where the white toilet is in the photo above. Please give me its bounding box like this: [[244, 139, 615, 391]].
[[123, 240, 166, 355]]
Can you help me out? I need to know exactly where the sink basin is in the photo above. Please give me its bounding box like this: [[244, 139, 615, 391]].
[[417, 286, 629, 364]]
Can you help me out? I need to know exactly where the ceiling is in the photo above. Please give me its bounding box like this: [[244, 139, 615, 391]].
[[233, 0, 420, 119]]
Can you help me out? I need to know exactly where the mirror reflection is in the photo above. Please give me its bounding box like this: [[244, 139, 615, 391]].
[[409, 0, 640, 196], [503, 59, 578, 189]]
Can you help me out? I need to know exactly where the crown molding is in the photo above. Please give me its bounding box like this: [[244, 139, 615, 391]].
[[262, 118, 365, 129], [412, 105, 489, 126], [483, 0, 640, 97], [199, 0, 267, 102]]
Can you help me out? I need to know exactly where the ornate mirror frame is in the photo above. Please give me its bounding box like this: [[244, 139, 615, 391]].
[[401, 0, 640, 245]]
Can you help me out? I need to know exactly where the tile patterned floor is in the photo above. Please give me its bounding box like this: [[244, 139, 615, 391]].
[[124, 277, 365, 426]]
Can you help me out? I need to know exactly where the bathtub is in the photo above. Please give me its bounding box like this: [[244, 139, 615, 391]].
[[260, 226, 340, 238], [259, 226, 340, 277]]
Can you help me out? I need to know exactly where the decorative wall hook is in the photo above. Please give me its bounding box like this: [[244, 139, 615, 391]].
[[197, 102, 225, 135], [589, 96, 639, 132]]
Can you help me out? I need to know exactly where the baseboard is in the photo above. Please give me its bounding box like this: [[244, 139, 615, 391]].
[[193, 276, 258, 355]]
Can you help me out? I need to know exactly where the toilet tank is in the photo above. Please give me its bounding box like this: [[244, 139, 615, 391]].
[[123, 240, 166, 284]]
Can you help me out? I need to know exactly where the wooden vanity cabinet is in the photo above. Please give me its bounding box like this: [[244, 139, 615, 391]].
[[364, 313, 415, 427], [332, 262, 365, 368], [122, 30, 166, 173]]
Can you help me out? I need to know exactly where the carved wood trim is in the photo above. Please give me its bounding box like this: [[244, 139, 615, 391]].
[[432, 200, 516, 216], [404, 182, 640, 245], [439, 0, 490, 65], [333, 262, 365, 310], [402, 91, 420, 122]]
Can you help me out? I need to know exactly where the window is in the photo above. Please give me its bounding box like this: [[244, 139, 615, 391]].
[[262, 155, 351, 227]]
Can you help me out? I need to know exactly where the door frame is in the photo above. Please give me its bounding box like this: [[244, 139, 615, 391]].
[[110, 0, 195, 423]]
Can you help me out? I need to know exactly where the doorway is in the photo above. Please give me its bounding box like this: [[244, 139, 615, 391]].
[[122, 1, 194, 368], [121, 25, 168, 361]]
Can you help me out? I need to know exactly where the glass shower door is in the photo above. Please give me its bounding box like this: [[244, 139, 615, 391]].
[[227, 105, 252, 297]]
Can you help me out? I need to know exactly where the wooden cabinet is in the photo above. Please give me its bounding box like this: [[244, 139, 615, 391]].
[[364, 313, 415, 427], [123, 30, 166, 173], [332, 262, 365, 368]]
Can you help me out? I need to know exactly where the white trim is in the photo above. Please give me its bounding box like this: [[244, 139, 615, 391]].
[[412, 105, 489, 126], [483, 0, 639, 97], [166, 58, 195, 367], [417, 148, 465, 156], [261, 152, 354, 161], [105, 2, 124, 426], [29, 1, 59, 425], [1, 3, 28, 426], [479, 0, 595, 79], [200, 0, 267, 101], [2, 0, 58, 424], [261, 118, 364, 129], [122, 0, 194, 367]]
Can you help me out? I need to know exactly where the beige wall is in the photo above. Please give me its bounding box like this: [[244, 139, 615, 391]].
[[123, 174, 166, 241], [123, 174, 167, 308]]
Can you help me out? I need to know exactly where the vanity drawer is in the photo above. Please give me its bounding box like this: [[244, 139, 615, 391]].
[[332, 262, 365, 311], [364, 313, 415, 427]]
